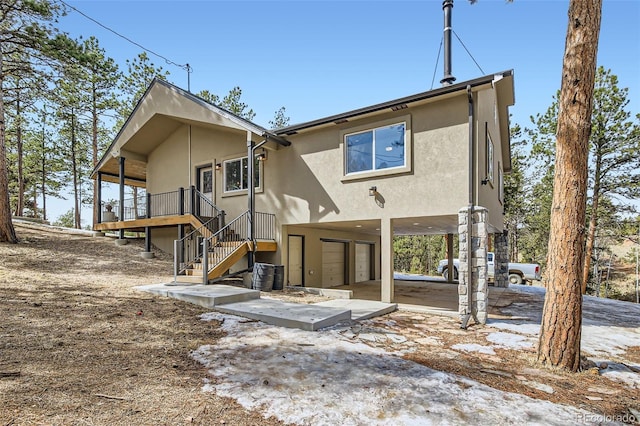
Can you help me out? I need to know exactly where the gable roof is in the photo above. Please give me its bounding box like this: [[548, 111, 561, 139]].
[[91, 78, 290, 182]]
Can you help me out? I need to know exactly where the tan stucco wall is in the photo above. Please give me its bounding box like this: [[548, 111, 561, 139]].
[[475, 88, 506, 233], [257, 95, 470, 228], [151, 226, 180, 255], [147, 126, 190, 194], [283, 225, 380, 288]]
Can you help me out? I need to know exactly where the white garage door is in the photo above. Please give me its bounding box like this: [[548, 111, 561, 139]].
[[322, 241, 345, 287], [355, 243, 372, 283]]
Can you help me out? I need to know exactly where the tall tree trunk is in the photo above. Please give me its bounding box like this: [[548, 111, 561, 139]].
[[92, 82, 99, 227], [538, 0, 602, 372], [14, 96, 24, 217], [41, 110, 47, 221], [0, 46, 18, 243], [71, 111, 80, 229], [582, 154, 602, 293]]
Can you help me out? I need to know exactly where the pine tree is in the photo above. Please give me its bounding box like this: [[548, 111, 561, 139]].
[[538, 0, 602, 372]]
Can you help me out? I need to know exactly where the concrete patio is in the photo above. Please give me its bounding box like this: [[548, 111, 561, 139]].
[[135, 283, 397, 331]]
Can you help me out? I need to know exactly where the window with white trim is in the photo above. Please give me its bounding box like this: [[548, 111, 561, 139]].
[[345, 122, 406, 175], [223, 155, 261, 193]]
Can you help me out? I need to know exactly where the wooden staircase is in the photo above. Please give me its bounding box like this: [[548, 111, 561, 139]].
[[174, 210, 277, 284], [178, 241, 277, 284]]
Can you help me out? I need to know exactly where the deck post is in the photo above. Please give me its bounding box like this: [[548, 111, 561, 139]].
[[177, 225, 185, 267], [146, 192, 151, 218], [118, 157, 125, 240], [97, 172, 102, 224], [145, 226, 151, 252], [173, 240, 179, 283], [202, 238, 209, 285], [179, 187, 185, 215], [190, 185, 196, 216]]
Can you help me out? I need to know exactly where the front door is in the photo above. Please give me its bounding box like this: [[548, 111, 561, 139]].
[[196, 165, 214, 218], [198, 165, 213, 201], [288, 235, 304, 286]]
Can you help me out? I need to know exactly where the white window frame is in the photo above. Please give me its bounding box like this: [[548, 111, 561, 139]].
[[222, 154, 263, 195], [341, 114, 412, 181], [485, 124, 494, 187]]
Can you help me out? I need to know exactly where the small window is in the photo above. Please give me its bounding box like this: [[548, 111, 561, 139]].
[[223, 155, 261, 193], [201, 169, 213, 194], [485, 124, 494, 185], [345, 123, 405, 175]]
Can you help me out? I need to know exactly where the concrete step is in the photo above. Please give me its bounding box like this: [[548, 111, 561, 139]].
[[215, 298, 352, 331], [313, 299, 397, 320], [136, 283, 259, 308]]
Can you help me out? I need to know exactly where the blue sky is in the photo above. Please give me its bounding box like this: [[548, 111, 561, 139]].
[[53, 0, 640, 224]]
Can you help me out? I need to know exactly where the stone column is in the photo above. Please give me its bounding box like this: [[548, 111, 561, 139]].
[[458, 206, 489, 325], [494, 231, 509, 288]]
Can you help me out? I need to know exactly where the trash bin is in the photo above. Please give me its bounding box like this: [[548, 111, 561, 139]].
[[252, 263, 274, 292], [273, 265, 285, 291]]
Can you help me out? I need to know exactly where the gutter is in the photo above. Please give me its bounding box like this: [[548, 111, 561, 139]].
[[461, 85, 475, 330]]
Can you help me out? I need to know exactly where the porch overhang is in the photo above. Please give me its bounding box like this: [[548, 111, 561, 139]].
[[91, 78, 290, 183]]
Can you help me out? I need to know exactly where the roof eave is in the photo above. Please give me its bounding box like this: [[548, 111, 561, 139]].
[[274, 70, 515, 135]]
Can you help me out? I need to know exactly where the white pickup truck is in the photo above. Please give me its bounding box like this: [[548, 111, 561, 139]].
[[436, 252, 541, 285]]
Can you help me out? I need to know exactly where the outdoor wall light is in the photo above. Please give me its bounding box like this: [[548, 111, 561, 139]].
[[369, 186, 377, 196], [215, 163, 222, 171], [257, 149, 267, 161]]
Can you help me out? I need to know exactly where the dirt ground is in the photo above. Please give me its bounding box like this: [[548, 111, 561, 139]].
[[1, 224, 638, 425]]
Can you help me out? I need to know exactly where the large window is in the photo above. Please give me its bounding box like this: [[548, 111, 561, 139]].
[[224, 155, 261, 193], [345, 123, 406, 175]]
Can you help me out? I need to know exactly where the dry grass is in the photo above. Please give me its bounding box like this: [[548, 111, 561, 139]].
[[0, 225, 282, 426]]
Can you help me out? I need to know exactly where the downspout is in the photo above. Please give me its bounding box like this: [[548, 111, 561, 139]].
[[247, 137, 268, 270], [461, 84, 475, 329]]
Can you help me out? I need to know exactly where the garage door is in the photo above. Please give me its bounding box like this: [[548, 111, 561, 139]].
[[322, 241, 345, 287], [355, 243, 372, 283]]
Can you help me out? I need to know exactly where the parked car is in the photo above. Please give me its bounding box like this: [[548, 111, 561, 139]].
[[437, 252, 541, 285]]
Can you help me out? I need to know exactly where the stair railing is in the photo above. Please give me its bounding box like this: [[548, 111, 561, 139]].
[[173, 210, 276, 284], [189, 187, 225, 227]]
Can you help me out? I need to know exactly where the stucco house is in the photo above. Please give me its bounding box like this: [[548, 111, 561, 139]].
[[92, 70, 515, 325]]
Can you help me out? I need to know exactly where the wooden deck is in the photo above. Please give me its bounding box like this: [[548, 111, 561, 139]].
[[94, 214, 202, 231]]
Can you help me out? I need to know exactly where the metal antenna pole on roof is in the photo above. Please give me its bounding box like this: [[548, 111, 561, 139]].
[[186, 64, 192, 93], [441, 0, 456, 86]]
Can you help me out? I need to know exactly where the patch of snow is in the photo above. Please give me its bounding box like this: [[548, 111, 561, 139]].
[[486, 332, 536, 350], [488, 288, 640, 390], [522, 380, 555, 394], [595, 361, 640, 389], [451, 343, 496, 355], [394, 272, 444, 282], [507, 284, 548, 295], [193, 313, 601, 425]]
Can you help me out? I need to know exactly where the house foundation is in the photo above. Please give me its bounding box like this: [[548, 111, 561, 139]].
[[458, 206, 488, 325]]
